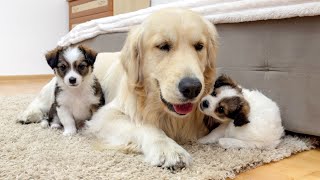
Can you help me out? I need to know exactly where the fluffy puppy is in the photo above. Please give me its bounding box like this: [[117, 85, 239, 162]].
[[198, 75, 284, 149], [42, 45, 105, 136]]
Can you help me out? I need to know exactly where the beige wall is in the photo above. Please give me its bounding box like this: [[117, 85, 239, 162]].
[[0, 0, 68, 75]]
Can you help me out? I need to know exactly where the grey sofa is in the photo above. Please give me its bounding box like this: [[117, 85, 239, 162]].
[[79, 16, 320, 136]]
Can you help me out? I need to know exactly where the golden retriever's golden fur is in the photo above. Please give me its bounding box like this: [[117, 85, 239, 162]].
[[19, 8, 218, 168], [119, 8, 218, 142]]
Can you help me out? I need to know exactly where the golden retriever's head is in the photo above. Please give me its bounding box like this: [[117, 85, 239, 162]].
[[121, 8, 218, 118]]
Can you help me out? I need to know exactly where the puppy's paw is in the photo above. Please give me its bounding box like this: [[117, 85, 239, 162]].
[[40, 120, 49, 128], [198, 136, 217, 144], [144, 138, 192, 170], [63, 128, 77, 136], [198, 137, 210, 144], [218, 138, 247, 149], [17, 109, 43, 124], [50, 123, 62, 129], [218, 139, 232, 149]]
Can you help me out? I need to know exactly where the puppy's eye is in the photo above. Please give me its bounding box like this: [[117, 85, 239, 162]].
[[79, 63, 86, 70], [211, 90, 217, 97], [194, 43, 203, 51], [156, 43, 171, 52], [59, 65, 66, 71], [217, 106, 224, 114]]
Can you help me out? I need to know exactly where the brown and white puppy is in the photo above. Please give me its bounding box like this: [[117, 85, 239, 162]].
[[42, 45, 105, 136], [198, 75, 284, 149], [201, 75, 250, 127]]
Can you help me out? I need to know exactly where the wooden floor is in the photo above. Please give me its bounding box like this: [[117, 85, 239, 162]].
[[0, 75, 53, 96], [1, 76, 319, 180]]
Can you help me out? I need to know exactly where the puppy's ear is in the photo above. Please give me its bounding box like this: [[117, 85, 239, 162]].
[[229, 96, 250, 127], [214, 74, 239, 90], [78, 45, 98, 66], [45, 46, 63, 69], [120, 26, 144, 90], [203, 18, 218, 95], [233, 113, 250, 127]]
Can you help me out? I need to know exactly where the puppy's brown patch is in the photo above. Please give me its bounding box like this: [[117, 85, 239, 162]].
[[45, 46, 65, 69], [215, 96, 250, 126], [45, 46, 72, 79], [48, 84, 62, 122], [56, 59, 70, 78], [90, 77, 105, 114], [73, 60, 91, 76], [78, 45, 98, 66], [213, 74, 242, 95]]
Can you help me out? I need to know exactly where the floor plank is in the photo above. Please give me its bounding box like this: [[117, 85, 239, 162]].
[[234, 149, 320, 180], [1, 76, 319, 180], [0, 78, 51, 96]]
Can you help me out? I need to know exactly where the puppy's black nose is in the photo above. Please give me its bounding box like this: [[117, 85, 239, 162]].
[[69, 77, 77, 84], [201, 100, 209, 110], [178, 77, 202, 99]]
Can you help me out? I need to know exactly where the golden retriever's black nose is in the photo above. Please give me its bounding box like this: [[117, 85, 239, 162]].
[[178, 77, 202, 99]]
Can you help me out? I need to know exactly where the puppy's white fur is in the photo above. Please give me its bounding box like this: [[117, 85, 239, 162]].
[[63, 47, 82, 63], [56, 74, 99, 135], [62, 48, 84, 87], [37, 46, 103, 136], [199, 87, 284, 149]]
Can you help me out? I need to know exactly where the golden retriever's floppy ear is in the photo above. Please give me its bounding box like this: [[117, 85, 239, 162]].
[[120, 26, 144, 89], [78, 45, 98, 66], [203, 18, 219, 94], [45, 46, 64, 69]]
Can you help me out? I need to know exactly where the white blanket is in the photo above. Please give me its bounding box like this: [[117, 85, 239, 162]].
[[58, 0, 320, 46]]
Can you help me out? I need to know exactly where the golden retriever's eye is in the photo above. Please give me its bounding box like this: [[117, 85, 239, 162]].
[[156, 43, 171, 52], [194, 43, 204, 51]]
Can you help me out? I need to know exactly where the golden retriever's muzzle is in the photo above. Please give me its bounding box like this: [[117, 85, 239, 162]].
[[160, 77, 202, 116]]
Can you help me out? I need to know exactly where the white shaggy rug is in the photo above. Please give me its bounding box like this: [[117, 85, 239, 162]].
[[0, 95, 316, 180]]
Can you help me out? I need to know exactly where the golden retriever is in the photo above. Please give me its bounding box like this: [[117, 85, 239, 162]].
[[18, 8, 218, 169]]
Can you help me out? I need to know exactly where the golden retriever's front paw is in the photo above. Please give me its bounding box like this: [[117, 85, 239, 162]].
[[144, 138, 192, 170]]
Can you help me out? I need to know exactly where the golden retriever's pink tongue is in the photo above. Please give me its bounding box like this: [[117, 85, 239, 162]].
[[173, 103, 193, 115]]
